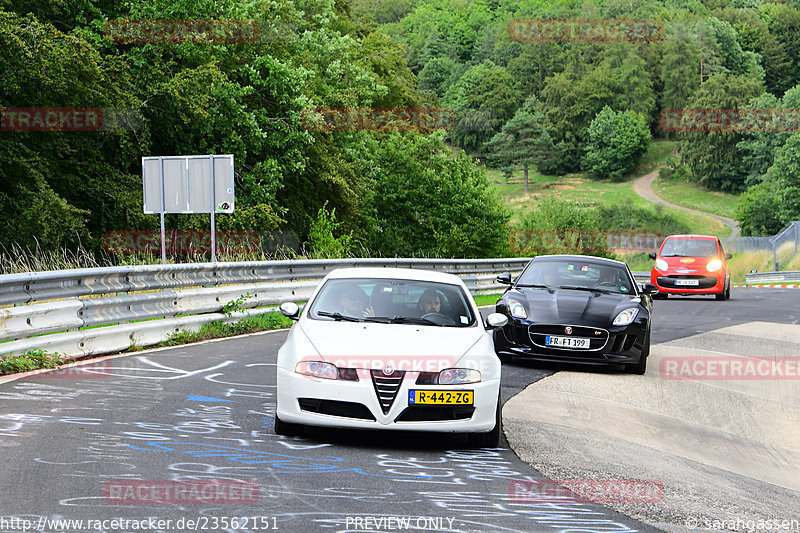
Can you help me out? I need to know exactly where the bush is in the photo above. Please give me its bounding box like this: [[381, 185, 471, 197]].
[[595, 204, 690, 235], [355, 133, 509, 258], [581, 107, 651, 180], [735, 182, 784, 236], [304, 203, 354, 259], [509, 199, 689, 257], [0, 349, 73, 376]]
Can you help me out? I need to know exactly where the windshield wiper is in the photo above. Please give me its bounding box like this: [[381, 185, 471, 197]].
[[515, 284, 551, 289], [367, 315, 442, 326], [317, 311, 362, 322], [558, 285, 610, 293]]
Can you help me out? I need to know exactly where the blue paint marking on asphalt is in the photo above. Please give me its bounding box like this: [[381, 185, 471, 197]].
[[127, 441, 432, 479], [186, 395, 235, 402]]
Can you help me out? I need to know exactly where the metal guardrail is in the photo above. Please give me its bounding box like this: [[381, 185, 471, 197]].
[[744, 271, 800, 284], [0, 258, 530, 306], [0, 259, 531, 360]]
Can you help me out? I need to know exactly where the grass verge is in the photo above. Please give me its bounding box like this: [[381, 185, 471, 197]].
[[652, 177, 740, 220], [160, 312, 294, 346], [0, 349, 75, 376]]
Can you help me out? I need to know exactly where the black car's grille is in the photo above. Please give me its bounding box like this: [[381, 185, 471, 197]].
[[298, 398, 375, 420], [395, 406, 474, 422], [656, 275, 718, 289], [528, 324, 609, 351], [371, 370, 405, 414]]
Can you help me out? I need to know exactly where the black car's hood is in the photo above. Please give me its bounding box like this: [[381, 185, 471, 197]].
[[515, 287, 636, 324]]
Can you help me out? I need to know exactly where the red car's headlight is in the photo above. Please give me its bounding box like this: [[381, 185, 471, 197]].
[[706, 259, 723, 272]]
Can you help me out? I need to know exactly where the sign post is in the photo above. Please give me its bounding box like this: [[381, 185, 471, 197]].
[[142, 155, 235, 264]]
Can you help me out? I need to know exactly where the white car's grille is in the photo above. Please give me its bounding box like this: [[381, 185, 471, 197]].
[[370, 370, 405, 414]]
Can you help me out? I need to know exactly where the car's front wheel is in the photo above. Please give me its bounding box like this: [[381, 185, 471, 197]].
[[274, 415, 304, 437], [625, 328, 650, 375], [468, 394, 502, 448]]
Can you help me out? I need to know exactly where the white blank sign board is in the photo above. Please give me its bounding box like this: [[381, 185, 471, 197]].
[[142, 155, 234, 214]]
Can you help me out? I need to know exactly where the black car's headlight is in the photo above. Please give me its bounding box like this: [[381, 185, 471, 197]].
[[508, 300, 527, 319], [612, 308, 639, 326]]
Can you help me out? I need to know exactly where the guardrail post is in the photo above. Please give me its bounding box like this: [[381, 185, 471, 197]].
[[773, 240, 778, 272]]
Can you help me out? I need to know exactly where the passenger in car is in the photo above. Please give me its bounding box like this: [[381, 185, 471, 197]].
[[417, 289, 442, 315], [339, 286, 374, 317]]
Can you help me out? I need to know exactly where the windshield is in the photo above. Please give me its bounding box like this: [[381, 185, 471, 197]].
[[516, 260, 635, 295], [308, 278, 475, 327], [660, 239, 719, 258]]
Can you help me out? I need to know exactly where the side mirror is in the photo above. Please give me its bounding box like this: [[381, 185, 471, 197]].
[[484, 313, 508, 330], [648, 252, 657, 260], [725, 252, 733, 260], [496, 273, 512, 285], [642, 283, 659, 296], [279, 302, 300, 320]]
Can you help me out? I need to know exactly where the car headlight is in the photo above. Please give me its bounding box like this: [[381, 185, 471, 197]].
[[654, 259, 668, 271], [295, 361, 339, 380], [706, 259, 722, 272], [508, 300, 527, 319], [437, 368, 481, 385], [612, 308, 639, 326]]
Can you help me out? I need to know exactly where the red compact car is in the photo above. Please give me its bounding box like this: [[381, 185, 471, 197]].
[[649, 235, 732, 300]]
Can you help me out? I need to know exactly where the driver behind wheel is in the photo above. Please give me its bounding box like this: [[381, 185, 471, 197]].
[[338, 286, 374, 318], [416, 289, 442, 316], [598, 268, 617, 285]]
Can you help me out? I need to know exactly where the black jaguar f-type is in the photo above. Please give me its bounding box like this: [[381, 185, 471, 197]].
[[493, 255, 658, 374]]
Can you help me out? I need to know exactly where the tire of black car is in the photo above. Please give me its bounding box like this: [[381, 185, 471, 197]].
[[625, 327, 650, 375]]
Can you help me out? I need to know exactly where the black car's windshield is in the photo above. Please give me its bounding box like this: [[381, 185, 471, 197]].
[[660, 239, 719, 258], [308, 278, 475, 327], [516, 260, 635, 295]]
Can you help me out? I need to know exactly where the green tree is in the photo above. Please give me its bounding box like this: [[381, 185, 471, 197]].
[[442, 61, 520, 153], [581, 106, 651, 180], [353, 132, 509, 257], [677, 73, 763, 191], [735, 182, 783, 236], [537, 67, 620, 173], [418, 56, 456, 96], [484, 96, 555, 194]]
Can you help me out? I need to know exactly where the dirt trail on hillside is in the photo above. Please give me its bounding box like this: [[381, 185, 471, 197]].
[[632, 169, 740, 237]]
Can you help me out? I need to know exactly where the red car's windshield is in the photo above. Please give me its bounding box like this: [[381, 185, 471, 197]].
[[660, 239, 719, 258]]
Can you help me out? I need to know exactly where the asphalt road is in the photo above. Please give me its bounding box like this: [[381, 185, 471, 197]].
[[0, 288, 797, 533]]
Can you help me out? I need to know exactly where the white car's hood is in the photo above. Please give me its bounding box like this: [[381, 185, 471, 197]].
[[298, 320, 483, 372]]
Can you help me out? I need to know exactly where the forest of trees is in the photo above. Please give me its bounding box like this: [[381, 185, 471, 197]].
[[2, 0, 800, 266], [358, 0, 800, 235]]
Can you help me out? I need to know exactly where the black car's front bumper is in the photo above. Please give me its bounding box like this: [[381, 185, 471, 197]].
[[493, 319, 647, 365]]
